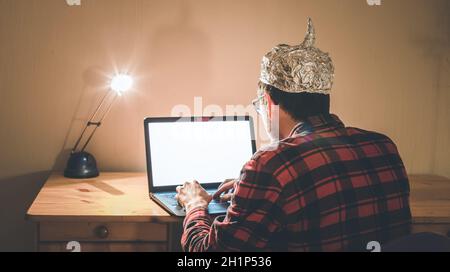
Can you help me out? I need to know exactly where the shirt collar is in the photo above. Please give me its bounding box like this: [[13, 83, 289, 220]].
[[289, 114, 345, 137]]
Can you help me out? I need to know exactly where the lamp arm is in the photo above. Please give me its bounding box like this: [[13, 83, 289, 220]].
[[71, 90, 117, 153], [80, 92, 118, 152]]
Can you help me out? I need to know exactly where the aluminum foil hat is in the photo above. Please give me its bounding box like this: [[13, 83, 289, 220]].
[[260, 18, 334, 94]]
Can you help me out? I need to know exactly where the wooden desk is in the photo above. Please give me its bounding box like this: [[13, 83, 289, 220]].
[[27, 173, 450, 252], [27, 172, 182, 252]]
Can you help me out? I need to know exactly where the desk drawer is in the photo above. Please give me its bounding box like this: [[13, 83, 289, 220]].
[[412, 224, 450, 238], [39, 222, 167, 242]]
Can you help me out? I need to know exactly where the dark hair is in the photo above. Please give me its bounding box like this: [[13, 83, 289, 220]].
[[259, 82, 330, 121]]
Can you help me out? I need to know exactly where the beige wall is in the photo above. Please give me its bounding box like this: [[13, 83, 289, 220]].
[[0, 0, 449, 251]]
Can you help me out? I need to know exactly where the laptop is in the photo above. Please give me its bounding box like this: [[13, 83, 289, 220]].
[[144, 116, 256, 216]]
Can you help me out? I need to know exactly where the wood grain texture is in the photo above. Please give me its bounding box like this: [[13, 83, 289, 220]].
[[411, 224, 450, 237], [409, 175, 450, 224], [26, 172, 178, 223]]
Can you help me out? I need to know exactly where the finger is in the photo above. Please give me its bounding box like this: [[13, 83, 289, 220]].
[[213, 186, 228, 199], [213, 181, 235, 199], [213, 183, 233, 199], [219, 179, 235, 191], [175, 196, 183, 207], [220, 193, 233, 203], [218, 179, 234, 190], [213, 188, 224, 199]]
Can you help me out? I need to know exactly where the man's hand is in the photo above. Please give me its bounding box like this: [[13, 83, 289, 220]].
[[176, 180, 212, 213], [213, 179, 237, 202]]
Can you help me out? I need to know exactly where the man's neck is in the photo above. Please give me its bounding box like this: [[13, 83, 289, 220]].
[[278, 115, 300, 140]]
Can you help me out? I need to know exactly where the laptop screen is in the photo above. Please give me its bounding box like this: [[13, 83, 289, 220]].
[[145, 117, 256, 191]]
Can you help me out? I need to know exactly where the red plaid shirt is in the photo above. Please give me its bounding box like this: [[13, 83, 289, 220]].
[[182, 114, 411, 252]]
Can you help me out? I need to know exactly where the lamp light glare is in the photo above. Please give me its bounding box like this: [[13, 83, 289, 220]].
[[111, 74, 133, 93]]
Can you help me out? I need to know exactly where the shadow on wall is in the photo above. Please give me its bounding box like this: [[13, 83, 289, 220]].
[[148, 0, 212, 114], [0, 171, 50, 252], [52, 65, 111, 172]]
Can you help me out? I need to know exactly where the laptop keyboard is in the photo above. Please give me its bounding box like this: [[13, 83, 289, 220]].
[[159, 193, 179, 206], [159, 191, 226, 207]]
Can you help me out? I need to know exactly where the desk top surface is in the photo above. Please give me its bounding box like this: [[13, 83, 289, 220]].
[[27, 173, 450, 223], [27, 173, 174, 223]]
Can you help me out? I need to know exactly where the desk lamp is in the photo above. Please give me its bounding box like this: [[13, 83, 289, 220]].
[[64, 74, 133, 179]]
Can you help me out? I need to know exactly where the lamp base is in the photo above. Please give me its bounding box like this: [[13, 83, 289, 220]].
[[64, 151, 99, 179]]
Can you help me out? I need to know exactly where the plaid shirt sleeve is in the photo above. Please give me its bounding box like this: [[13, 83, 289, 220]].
[[181, 151, 283, 252]]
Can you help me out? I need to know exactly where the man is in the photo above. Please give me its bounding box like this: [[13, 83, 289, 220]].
[[175, 18, 412, 252]]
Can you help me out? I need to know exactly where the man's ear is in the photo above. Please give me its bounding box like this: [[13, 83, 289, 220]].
[[264, 93, 274, 119]]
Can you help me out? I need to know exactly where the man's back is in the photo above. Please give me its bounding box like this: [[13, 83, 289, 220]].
[[268, 114, 412, 251], [181, 114, 411, 252]]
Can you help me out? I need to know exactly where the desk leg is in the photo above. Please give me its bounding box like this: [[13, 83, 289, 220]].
[[167, 221, 183, 252]]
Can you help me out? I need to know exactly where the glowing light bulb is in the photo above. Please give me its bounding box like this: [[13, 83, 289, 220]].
[[110, 74, 133, 94]]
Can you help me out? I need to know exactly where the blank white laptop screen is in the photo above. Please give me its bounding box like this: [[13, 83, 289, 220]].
[[147, 119, 255, 187]]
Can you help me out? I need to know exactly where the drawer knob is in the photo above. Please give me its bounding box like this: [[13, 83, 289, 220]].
[[94, 225, 109, 239]]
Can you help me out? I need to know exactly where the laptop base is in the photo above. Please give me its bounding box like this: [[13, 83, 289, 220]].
[[151, 191, 229, 217]]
